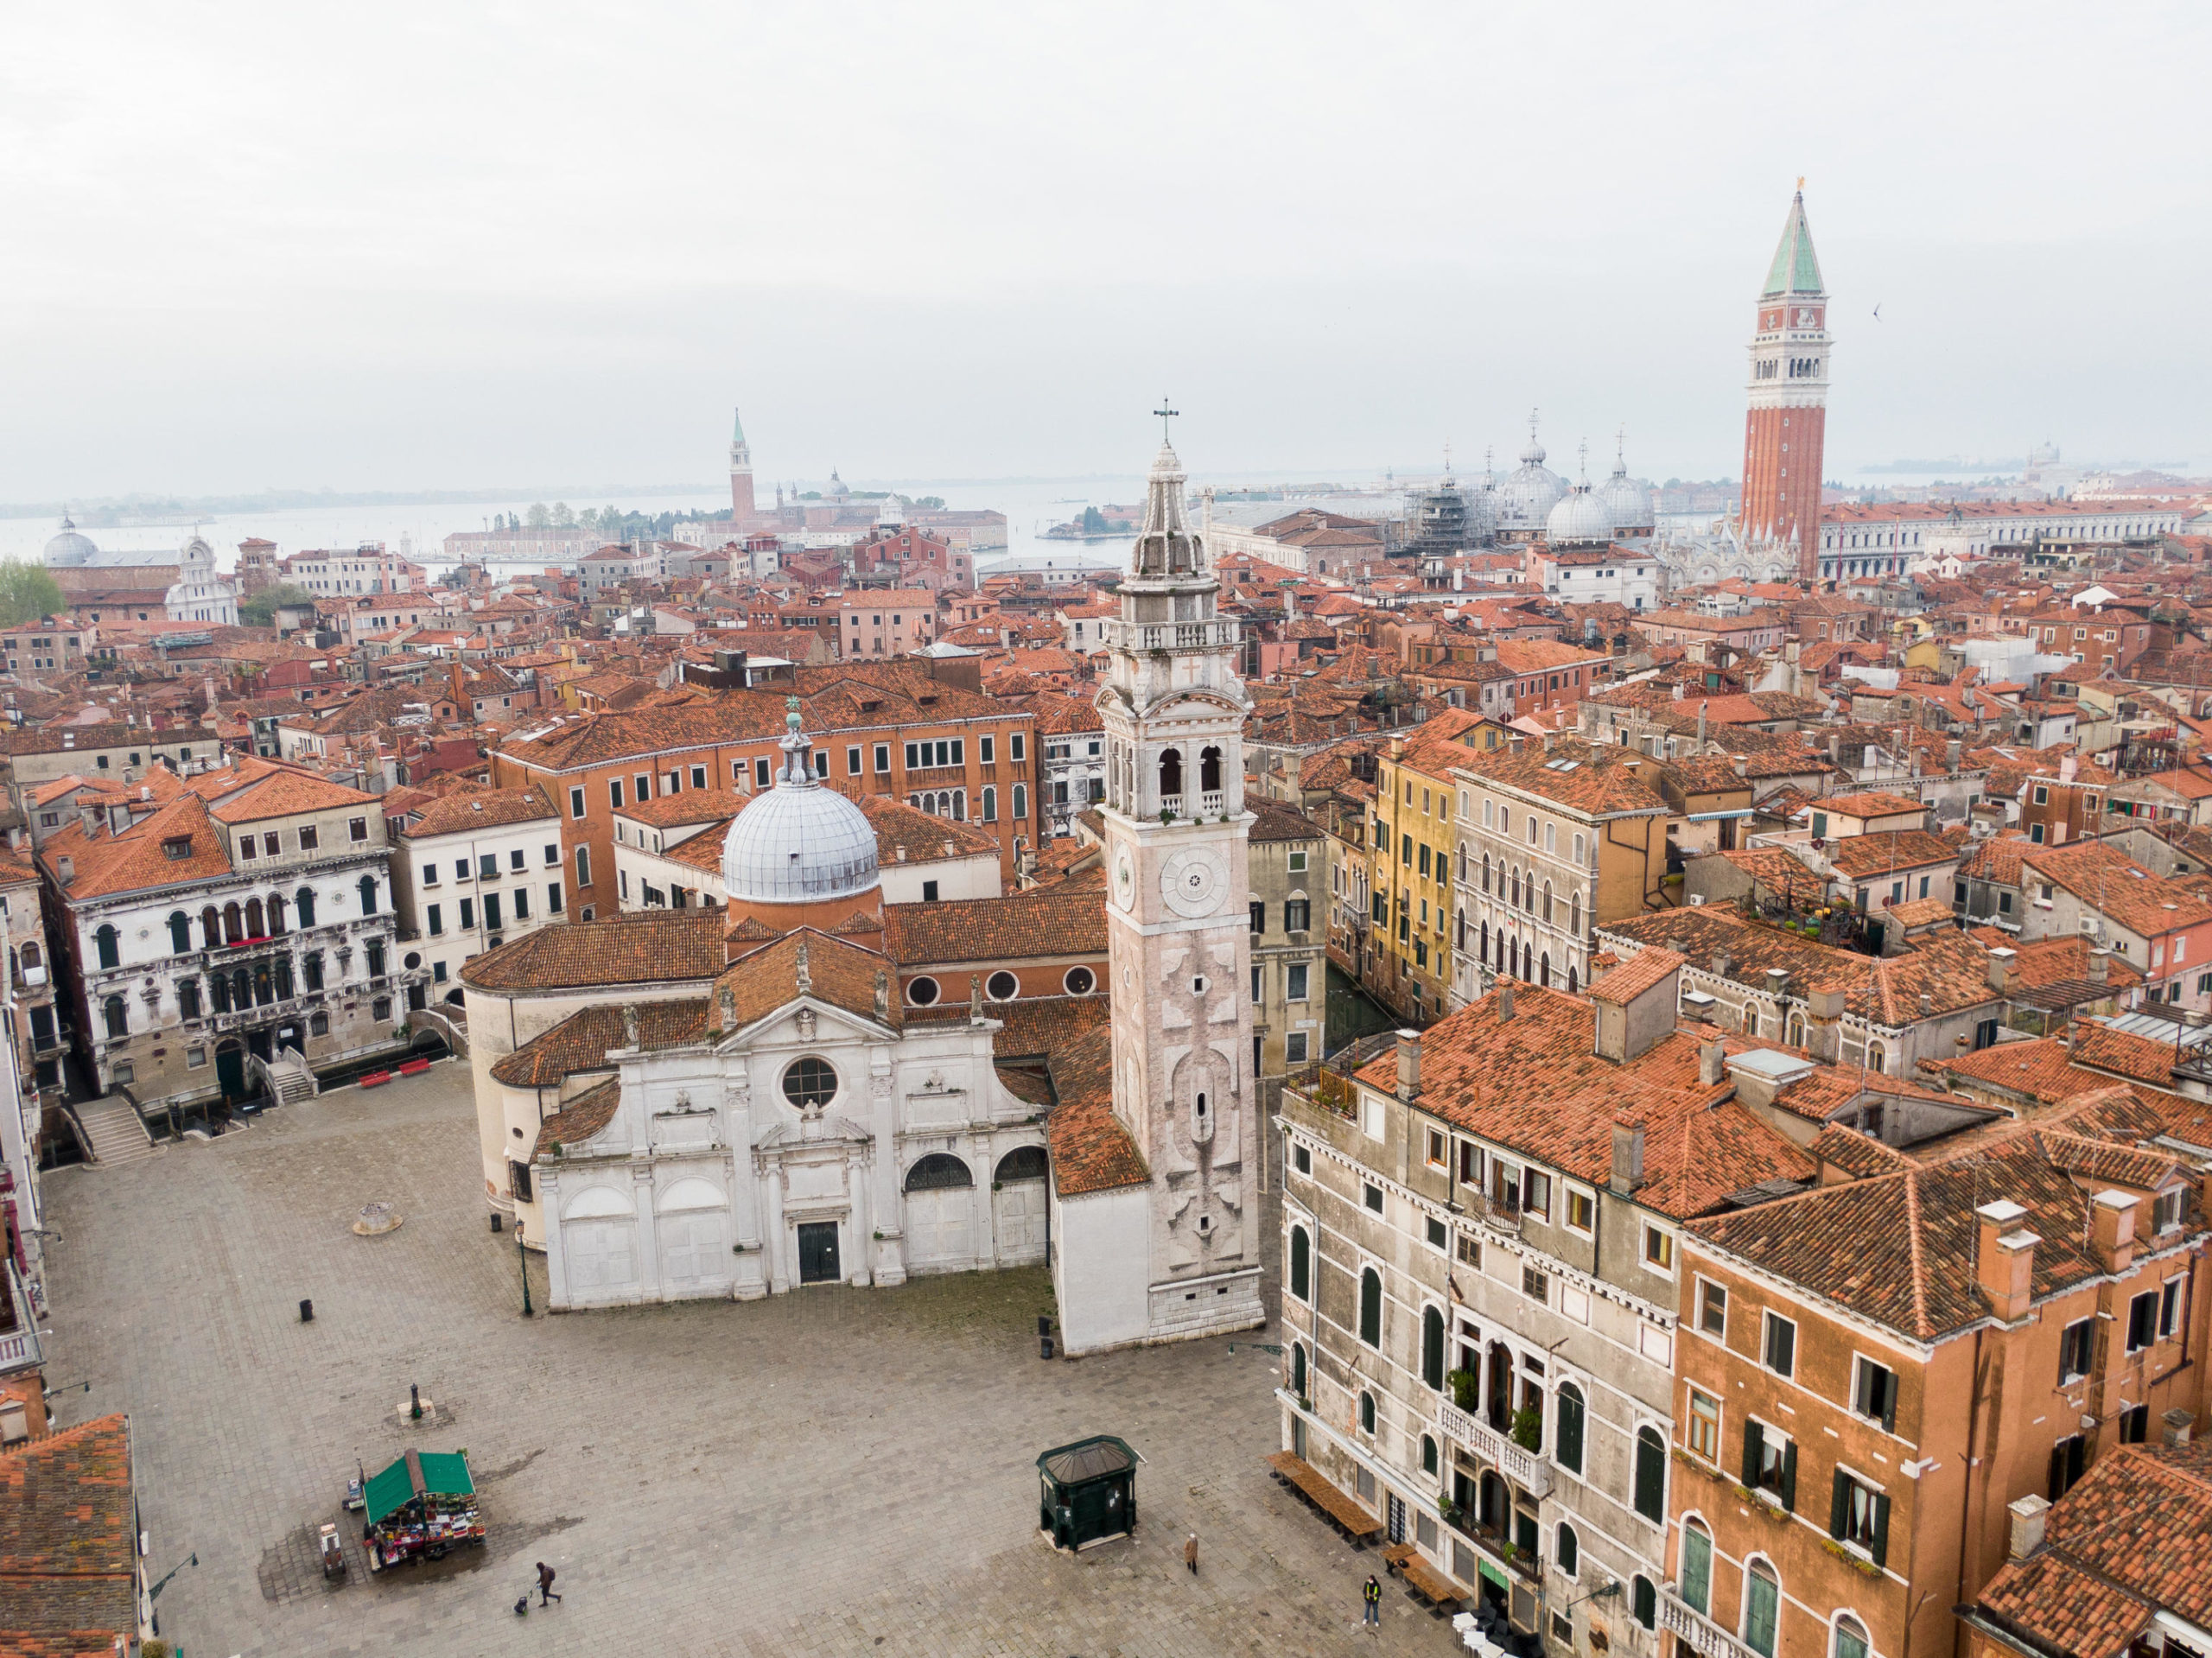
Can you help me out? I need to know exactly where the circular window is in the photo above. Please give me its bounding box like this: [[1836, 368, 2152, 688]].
[[1064, 965, 1096, 995], [403, 952, 422, 970], [986, 970, 1020, 1001], [906, 975, 940, 1007], [781, 1057, 838, 1109]]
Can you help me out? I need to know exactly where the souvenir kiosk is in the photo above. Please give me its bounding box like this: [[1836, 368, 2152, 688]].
[[362, 1448, 484, 1570], [1036, 1435, 1139, 1552]]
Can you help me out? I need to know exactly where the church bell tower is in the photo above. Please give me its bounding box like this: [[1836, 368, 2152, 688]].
[[1097, 419, 1265, 1342], [1739, 186, 1831, 580], [730, 406, 756, 523]]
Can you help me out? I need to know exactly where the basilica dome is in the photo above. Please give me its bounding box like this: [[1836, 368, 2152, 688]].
[[721, 740, 880, 907], [1495, 436, 1567, 531], [44, 518, 97, 568], [1601, 466, 1655, 532], [1547, 486, 1614, 545]]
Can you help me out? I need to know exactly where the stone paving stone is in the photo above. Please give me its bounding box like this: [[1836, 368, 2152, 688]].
[[41, 1061, 1459, 1655]]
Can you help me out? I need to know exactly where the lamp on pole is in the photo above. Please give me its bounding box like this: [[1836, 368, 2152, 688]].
[[518, 1223, 533, 1317]]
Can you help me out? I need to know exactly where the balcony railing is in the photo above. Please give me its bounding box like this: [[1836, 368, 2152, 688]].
[[1437, 1400, 1553, 1499], [0, 1260, 42, 1375], [1658, 1585, 1760, 1658], [1199, 791, 1227, 816]]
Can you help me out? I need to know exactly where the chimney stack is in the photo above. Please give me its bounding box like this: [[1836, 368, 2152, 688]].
[[1395, 1029, 1422, 1102], [1497, 981, 1516, 1021], [1987, 947, 2017, 994], [2090, 1190, 2139, 1274], [1699, 1038, 1726, 1086], [1609, 1117, 1646, 1194], [2006, 1495, 2050, 1562], [2088, 949, 2110, 983], [1974, 1199, 2037, 1321]]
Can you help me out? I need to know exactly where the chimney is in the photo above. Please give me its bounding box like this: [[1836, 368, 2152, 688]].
[[2162, 1408, 2196, 1449], [1765, 967, 1791, 998], [1974, 1199, 2037, 1320], [2090, 1190, 2139, 1274], [79, 805, 98, 836], [2006, 1495, 2050, 1562], [1699, 1038, 1726, 1086], [2088, 949, 2110, 983], [1709, 950, 1733, 980], [56, 855, 73, 886], [1395, 1029, 1422, 1102], [1947, 739, 1963, 770], [1509, 734, 1524, 755], [1733, 753, 1749, 779], [1987, 947, 2017, 993], [1609, 1117, 1646, 1193], [1697, 701, 1708, 745], [1919, 992, 1934, 1018], [1497, 981, 1516, 1021]]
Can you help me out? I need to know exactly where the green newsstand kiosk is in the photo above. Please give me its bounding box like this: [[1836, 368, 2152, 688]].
[[1037, 1435, 1139, 1551], [363, 1448, 485, 1571]]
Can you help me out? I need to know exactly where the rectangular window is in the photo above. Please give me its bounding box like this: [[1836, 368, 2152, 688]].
[[298, 824, 319, 851], [1250, 900, 1266, 934], [1831, 1470, 1889, 1564], [459, 898, 475, 929], [1764, 1312, 1796, 1378], [427, 905, 442, 937], [633, 772, 651, 803], [1853, 1357, 1899, 1432], [1521, 1169, 1550, 1223], [1687, 1389, 1720, 1462], [874, 744, 891, 773], [575, 847, 591, 887], [548, 882, 563, 914], [2058, 1317, 2094, 1382], [2152, 1188, 2183, 1234], [608, 778, 625, 810], [1522, 1265, 1548, 1305], [1564, 1187, 1594, 1236], [1643, 1224, 1675, 1274], [570, 786, 586, 818], [1293, 1142, 1311, 1176], [1287, 962, 1309, 1001], [1426, 1216, 1447, 1250], [544, 842, 560, 866], [1284, 898, 1310, 931], [1010, 733, 1025, 762], [421, 861, 440, 886], [1285, 1031, 1308, 1063], [454, 859, 471, 882], [1745, 1421, 1795, 1509], [692, 765, 708, 790], [845, 746, 861, 775], [2049, 1434, 2088, 1501], [1363, 1182, 1383, 1214], [1287, 850, 1307, 873], [349, 816, 367, 842], [484, 893, 501, 931], [479, 854, 498, 880], [1456, 1234, 1480, 1269], [755, 757, 772, 788], [239, 835, 257, 859], [509, 848, 526, 871], [513, 887, 529, 920], [980, 734, 995, 764], [2160, 1276, 2183, 1338], [2126, 1290, 2158, 1352], [1426, 1129, 1446, 1168]]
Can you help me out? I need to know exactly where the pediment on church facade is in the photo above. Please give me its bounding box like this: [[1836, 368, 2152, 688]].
[[715, 995, 893, 1056]]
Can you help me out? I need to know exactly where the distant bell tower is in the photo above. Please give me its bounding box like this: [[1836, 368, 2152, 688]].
[[1739, 185, 1831, 580], [730, 407, 755, 523], [1096, 411, 1265, 1344]]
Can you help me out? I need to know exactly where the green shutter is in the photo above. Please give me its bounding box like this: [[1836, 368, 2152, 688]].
[[1829, 1468, 1849, 1540], [1780, 1439, 1798, 1512], [1557, 1388, 1584, 1473], [1881, 1369, 1899, 1433], [1741, 1419, 1765, 1489], [1360, 1269, 1381, 1346], [1872, 1491, 1891, 1568]]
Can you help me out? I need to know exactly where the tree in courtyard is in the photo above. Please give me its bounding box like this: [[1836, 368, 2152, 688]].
[[0, 561, 66, 627], [238, 582, 316, 627]]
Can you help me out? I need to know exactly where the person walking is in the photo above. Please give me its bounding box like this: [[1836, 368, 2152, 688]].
[[536, 1561, 563, 1606], [1185, 1533, 1199, 1576], [1363, 1574, 1382, 1629]]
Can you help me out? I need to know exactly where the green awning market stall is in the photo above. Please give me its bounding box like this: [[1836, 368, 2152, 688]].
[[362, 1448, 484, 1571], [1036, 1435, 1138, 1552]]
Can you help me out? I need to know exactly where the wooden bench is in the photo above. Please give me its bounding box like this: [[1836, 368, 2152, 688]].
[[1382, 1542, 1417, 1570], [1399, 1554, 1464, 1612], [1266, 1451, 1382, 1543]]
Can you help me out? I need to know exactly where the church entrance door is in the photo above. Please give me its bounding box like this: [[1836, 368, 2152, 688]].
[[797, 1222, 841, 1285]]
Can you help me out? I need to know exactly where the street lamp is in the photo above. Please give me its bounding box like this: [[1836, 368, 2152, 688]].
[[518, 1223, 533, 1317]]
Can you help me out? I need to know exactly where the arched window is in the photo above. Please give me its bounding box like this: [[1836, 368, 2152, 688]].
[[1540, 951, 1552, 988], [1567, 965, 1579, 995], [1541, 881, 1553, 924], [245, 898, 264, 938], [94, 924, 119, 969], [358, 875, 378, 914], [1510, 869, 1521, 907], [1158, 748, 1183, 800], [995, 1147, 1048, 1183], [1291, 1341, 1307, 1398], [1787, 1012, 1805, 1048], [1358, 1267, 1382, 1346], [1866, 1042, 1886, 1076], [1556, 1521, 1579, 1578], [981, 785, 996, 823], [268, 894, 287, 935], [1481, 854, 1491, 893], [168, 912, 192, 954], [17, 941, 35, 971], [1570, 891, 1581, 936], [1422, 1305, 1446, 1391], [102, 994, 127, 1039], [1555, 1383, 1586, 1473], [1743, 1560, 1780, 1657], [209, 973, 231, 1013], [177, 978, 200, 1020], [905, 1153, 972, 1191], [1633, 1576, 1657, 1632], [1479, 919, 1490, 961], [1199, 746, 1223, 793], [1634, 1426, 1667, 1520], [1289, 1226, 1311, 1301], [1359, 1390, 1376, 1434], [223, 902, 242, 943], [200, 905, 219, 948], [1679, 1519, 1713, 1615], [296, 886, 316, 928], [1834, 1614, 1871, 1658], [1012, 783, 1027, 823], [231, 968, 251, 1011]]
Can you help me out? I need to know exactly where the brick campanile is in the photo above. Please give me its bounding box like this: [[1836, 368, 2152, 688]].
[[1739, 187, 1831, 581], [729, 406, 756, 522]]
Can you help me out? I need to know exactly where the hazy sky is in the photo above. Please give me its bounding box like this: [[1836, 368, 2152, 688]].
[[6, 2, 2208, 501]]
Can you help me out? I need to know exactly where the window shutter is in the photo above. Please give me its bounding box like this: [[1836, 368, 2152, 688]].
[[1878, 1369, 1898, 1433], [1829, 1469, 1849, 1540], [1780, 1439, 1797, 1511], [1741, 1420, 1765, 1489], [1871, 1491, 1891, 1568], [1558, 1392, 1583, 1473], [2047, 1443, 2065, 1502]]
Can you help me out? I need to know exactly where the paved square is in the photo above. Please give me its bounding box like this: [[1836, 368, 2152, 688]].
[[41, 1064, 1461, 1655]]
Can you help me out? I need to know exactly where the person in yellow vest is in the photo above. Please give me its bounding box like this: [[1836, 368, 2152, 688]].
[[1363, 1573, 1382, 1629]]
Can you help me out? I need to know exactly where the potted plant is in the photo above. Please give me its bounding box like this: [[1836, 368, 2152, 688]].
[[1510, 1406, 1544, 1454], [1446, 1368, 1478, 1413]]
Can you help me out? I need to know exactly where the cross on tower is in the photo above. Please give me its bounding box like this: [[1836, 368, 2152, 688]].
[[1154, 398, 1179, 441]]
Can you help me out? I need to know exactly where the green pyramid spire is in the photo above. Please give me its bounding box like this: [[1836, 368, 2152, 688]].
[[732, 406, 747, 446], [1760, 191, 1825, 298]]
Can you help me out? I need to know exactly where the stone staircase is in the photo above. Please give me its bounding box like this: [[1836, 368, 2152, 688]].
[[74, 1099, 158, 1167], [256, 1048, 319, 1107]]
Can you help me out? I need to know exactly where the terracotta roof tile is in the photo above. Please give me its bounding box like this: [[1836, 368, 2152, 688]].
[[491, 1000, 709, 1086], [906, 994, 1110, 1063], [399, 784, 557, 838], [1046, 1024, 1149, 1195], [35, 793, 233, 899], [461, 910, 726, 992], [0, 1413, 137, 1644], [884, 890, 1105, 968], [533, 1077, 622, 1159], [709, 929, 895, 1036]]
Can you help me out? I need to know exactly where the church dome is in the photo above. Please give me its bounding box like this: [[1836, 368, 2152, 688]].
[[44, 518, 96, 568], [1496, 440, 1567, 531], [1547, 486, 1614, 545], [721, 726, 880, 905], [824, 470, 851, 501], [1601, 467, 1655, 531]]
